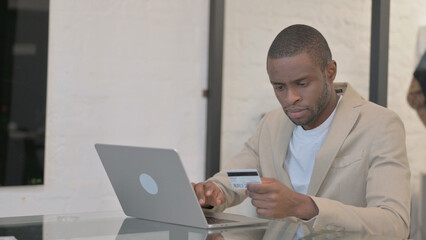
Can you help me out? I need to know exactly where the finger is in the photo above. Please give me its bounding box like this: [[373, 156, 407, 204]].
[[205, 183, 225, 206], [212, 188, 225, 205], [207, 233, 224, 240], [251, 198, 262, 208], [255, 207, 271, 218], [194, 183, 207, 205], [217, 193, 225, 205], [247, 190, 264, 200], [206, 194, 222, 206], [255, 206, 269, 216], [247, 183, 271, 194], [251, 197, 274, 209], [247, 178, 278, 194], [204, 182, 217, 196]]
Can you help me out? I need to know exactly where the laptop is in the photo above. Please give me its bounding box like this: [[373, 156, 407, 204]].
[[95, 143, 269, 229]]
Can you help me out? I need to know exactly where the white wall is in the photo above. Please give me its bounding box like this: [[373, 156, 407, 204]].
[[0, 0, 209, 217], [220, 0, 426, 216]]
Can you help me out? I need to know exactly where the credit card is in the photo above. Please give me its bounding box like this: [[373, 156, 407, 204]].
[[227, 169, 261, 190]]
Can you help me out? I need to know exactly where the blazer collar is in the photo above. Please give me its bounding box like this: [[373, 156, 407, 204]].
[[307, 82, 363, 196], [274, 82, 363, 194]]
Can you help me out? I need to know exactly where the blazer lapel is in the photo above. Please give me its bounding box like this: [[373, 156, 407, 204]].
[[307, 83, 362, 196], [273, 115, 294, 189]]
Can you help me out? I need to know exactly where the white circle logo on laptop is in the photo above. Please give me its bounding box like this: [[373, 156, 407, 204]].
[[139, 173, 158, 195]]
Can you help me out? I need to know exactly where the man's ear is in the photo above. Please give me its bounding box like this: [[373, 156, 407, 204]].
[[326, 60, 337, 82]]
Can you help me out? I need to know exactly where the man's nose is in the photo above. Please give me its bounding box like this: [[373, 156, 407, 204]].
[[286, 87, 302, 105]]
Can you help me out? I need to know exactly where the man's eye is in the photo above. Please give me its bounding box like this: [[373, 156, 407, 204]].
[[297, 82, 307, 87], [274, 85, 285, 91]]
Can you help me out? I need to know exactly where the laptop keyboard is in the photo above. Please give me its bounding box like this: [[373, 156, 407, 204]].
[[205, 216, 237, 224]]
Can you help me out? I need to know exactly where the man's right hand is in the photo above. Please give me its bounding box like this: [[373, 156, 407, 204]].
[[191, 182, 225, 208]]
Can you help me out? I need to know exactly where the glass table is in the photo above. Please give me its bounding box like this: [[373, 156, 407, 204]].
[[0, 211, 405, 239]]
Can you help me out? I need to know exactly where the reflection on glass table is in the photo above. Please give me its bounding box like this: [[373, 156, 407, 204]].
[[117, 217, 266, 240], [0, 211, 408, 240]]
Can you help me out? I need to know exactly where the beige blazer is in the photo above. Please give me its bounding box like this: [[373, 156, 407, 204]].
[[209, 82, 410, 238]]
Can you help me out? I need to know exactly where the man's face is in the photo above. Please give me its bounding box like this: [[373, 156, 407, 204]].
[[267, 52, 337, 130]]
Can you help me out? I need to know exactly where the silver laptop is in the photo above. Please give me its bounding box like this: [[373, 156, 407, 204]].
[[95, 143, 269, 229]]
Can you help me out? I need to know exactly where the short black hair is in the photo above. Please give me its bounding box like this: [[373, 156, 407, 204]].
[[267, 24, 332, 69]]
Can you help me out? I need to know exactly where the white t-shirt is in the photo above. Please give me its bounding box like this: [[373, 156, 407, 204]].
[[284, 96, 342, 194]]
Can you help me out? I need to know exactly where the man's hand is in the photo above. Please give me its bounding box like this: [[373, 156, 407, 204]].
[[191, 182, 225, 208], [246, 177, 318, 220], [206, 233, 224, 240]]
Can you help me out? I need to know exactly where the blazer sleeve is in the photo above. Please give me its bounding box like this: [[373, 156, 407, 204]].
[[310, 112, 411, 238], [206, 115, 267, 212]]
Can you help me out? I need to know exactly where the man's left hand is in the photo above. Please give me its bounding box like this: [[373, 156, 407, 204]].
[[246, 177, 318, 220]]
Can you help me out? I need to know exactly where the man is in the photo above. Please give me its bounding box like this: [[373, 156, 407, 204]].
[[193, 24, 410, 238]]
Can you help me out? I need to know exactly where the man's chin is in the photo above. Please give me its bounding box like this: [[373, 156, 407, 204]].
[[287, 115, 315, 127], [288, 117, 306, 126], [283, 109, 316, 126]]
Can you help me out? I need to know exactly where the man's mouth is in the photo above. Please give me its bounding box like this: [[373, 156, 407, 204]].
[[285, 108, 308, 119]]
